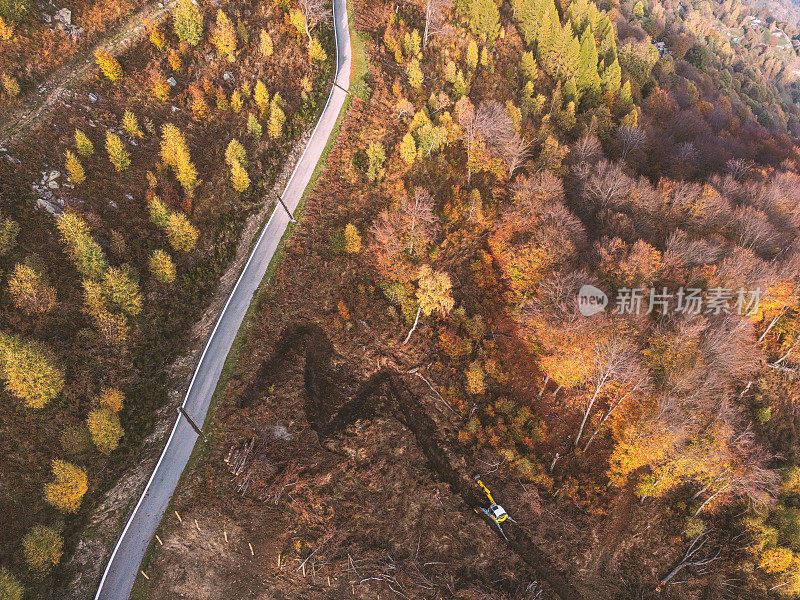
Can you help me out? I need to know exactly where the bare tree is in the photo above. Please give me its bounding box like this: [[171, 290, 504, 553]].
[[584, 160, 633, 211], [404, 188, 436, 254], [423, 0, 452, 47], [299, 0, 331, 41], [574, 337, 646, 448], [726, 157, 755, 181], [617, 126, 644, 160], [656, 532, 721, 592]]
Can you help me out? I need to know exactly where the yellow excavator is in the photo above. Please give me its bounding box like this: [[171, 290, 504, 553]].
[[473, 475, 514, 538]]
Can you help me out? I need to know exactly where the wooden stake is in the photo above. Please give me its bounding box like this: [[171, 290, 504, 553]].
[[156, 535, 163, 546], [249, 542, 254, 556], [302, 563, 306, 577], [140, 570, 150, 580], [194, 518, 201, 531], [174, 510, 182, 522], [224, 530, 228, 543], [327, 576, 331, 587]]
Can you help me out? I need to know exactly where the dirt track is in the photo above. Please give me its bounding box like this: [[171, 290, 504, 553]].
[[242, 323, 587, 600]]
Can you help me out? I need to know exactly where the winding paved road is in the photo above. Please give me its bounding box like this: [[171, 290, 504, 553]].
[[94, 2, 352, 598]]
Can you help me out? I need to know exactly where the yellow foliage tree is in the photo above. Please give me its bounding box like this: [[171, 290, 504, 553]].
[[94, 49, 122, 82], [224, 139, 247, 169], [230, 88, 243, 112], [0, 16, 13, 41], [2, 74, 19, 98], [0, 332, 64, 408], [22, 526, 62, 573], [87, 408, 124, 454], [308, 38, 327, 62], [404, 265, 455, 344], [166, 212, 199, 252], [149, 26, 167, 51], [229, 160, 250, 192], [56, 213, 108, 280], [149, 249, 176, 283], [173, 0, 203, 46], [259, 29, 273, 57], [160, 124, 198, 197], [466, 361, 486, 394], [102, 267, 142, 317], [0, 567, 23, 600], [44, 459, 87, 513], [122, 110, 143, 138], [254, 79, 269, 117], [268, 95, 285, 139], [75, 129, 94, 156], [344, 224, 361, 253], [105, 132, 130, 172], [98, 387, 124, 412], [65, 150, 85, 185], [7, 264, 56, 314], [211, 9, 236, 61]]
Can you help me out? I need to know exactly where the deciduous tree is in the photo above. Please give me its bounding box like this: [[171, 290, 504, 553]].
[[173, 0, 203, 46], [7, 264, 56, 314], [22, 526, 62, 573], [43, 459, 87, 513]]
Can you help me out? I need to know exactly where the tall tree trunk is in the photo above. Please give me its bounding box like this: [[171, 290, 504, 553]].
[[403, 306, 423, 345]]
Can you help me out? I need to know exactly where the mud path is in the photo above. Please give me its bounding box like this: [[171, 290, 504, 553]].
[[242, 323, 587, 600], [0, 0, 175, 147]]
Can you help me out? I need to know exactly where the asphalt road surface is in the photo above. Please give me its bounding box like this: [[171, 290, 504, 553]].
[[93, 2, 352, 597]]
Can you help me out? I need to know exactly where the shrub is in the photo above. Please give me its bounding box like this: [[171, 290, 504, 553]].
[[65, 150, 84, 185], [149, 26, 167, 51], [0, 215, 18, 256], [366, 141, 386, 181], [344, 224, 361, 253], [22, 526, 62, 573], [59, 425, 93, 455], [87, 408, 123, 454], [1, 74, 19, 98], [308, 37, 326, 62], [0, 332, 64, 408], [44, 459, 87, 513], [105, 132, 130, 172], [173, 0, 203, 46], [94, 49, 122, 82], [149, 250, 176, 284], [0, 567, 23, 600], [7, 263, 56, 314], [0, 0, 28, 23]]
